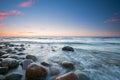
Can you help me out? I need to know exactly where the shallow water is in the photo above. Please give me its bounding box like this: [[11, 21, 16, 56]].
[[0, 36, 120, 80]]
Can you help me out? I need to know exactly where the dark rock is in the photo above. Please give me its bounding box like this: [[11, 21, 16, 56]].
[[50, 66, 60, 76], [0, 51, 7, 56], [21, 59, 33, 70], [5, 72, 23, 80], [8, 55, 19, 59], [20, 44, 24, 47], [26, 63, 48, 80], [17, 53, 25, 55], [78, 74, 90, 80], [62, 46, 74, 52], [61, 61, 74, 70], [41, 60, 52, 66], [0, 75, 5, 80], [9, 44, 14, 47], [26, 55, 37, 61], [5, 49, 13, 53], [1, 58, 19, 69], [0, 67, 8, 74], [56, 72, 79, 80]]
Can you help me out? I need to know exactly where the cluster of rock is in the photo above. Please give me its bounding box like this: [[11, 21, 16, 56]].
[[0, 42, 90, 80]]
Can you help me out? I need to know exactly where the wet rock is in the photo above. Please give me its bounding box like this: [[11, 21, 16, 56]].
[[0, 67, 8, 74], [21, 59, 33, 70], [62, 46, 74, 52], [61, 61, 74, 70], [0, 54, 10, 58], [50, 66, 60, 76], [78, 73, 90, 80], [9, 44, 14, 47], [20, 44, 24, 47], [26, 55, 37, 61], [17, 48, 25, 52], [26, 63, 48, 80], [41, 60, 52, 66], [17, 53, 25, 55], [14, 47, 19, 50], [0, 51, 7, 56], [5, 49, 13, 53], [5, 72, 23, 80], [0, 75, 5, 80], [8, 55, 19, 59], [1, 58, 19, 69], [56, 72, 79, 80]]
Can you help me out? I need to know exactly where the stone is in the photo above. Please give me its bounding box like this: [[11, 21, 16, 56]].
[[0, 67, 8, 74], [8, 55, 19, 59], [41, 60, 52, 66], [62, 46, 74, 52], [21, 59, 33, 70], [5, 49, 13, 53], [0, 75, 5, 80], [17, 53, 25, 55], [0, 51, 7, 56], [5, 72, 23, 80], [61, 61, 74, 70], [1, 58, 19, 69], [56, 72, 79, 80], [26, 63, 48, 80], [50, 66, 60, 76], [26, 55, 37, 61], [78, 73, 90, 80]]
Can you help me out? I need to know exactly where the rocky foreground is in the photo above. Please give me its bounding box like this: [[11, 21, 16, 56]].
[[0, 42, 90, 80]]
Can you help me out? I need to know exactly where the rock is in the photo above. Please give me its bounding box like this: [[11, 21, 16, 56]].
[[0, 75, 5, 80], [17, 53, 25, 55], [62, 46, 74, 52], [0, 67, 8, 74], [9, 44, 14, 47], [5, 72, 23, 80], [1, 58, 19, 69], [0, 54, 10, 58], [5, 49, 13, 53], [0, 51, 7, 56], [26, 63, 48, 80], [41, 60, 52, 66], [61, 61, 74, 70], [26, 55, 37, 61], [21, 59, 33, 70], [20, 44, 24, 47], [50, 66, 60, 76], [8, 55, 19, 59], [78, 73, 90, 80], [56, 72, 79, 80]]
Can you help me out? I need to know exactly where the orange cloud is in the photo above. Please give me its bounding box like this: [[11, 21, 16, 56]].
[[0, 22, 4, 28], [19, 0, 33, 7], [0, 10, 22, 19]]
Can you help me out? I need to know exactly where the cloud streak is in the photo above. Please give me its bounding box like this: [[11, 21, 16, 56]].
[[104, 18, 120, 23], [0, 10, 22, 19], [0, 22, 4, 28], [19, 0, 33, 7]]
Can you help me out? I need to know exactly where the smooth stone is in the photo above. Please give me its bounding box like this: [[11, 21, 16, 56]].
[[1, 58, 19, 69], [5, 49, 13, 53], [0, 67, 8, 74], [21, 59, 33, 70], [41, 60, 52, 66], [62, 46, 74, 52], [0, 51, 7, 56], [17, 53, 25, 55], [56, 72, 79, 80], [5, 72, 23, 80], [61, 61, 74, 70], [8, 55, 19, 59], [50, 66, 60, 76], [9, 44, 14, 47], [26, 63, 48, 80], [26, 55, 37, 61], [0, 54, 10, 58]]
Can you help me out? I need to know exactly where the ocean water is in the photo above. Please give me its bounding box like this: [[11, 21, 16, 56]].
[[0, 36, 120, 80]]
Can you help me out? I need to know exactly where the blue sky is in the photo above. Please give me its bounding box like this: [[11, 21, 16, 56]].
[[0, 0, 120, 36]]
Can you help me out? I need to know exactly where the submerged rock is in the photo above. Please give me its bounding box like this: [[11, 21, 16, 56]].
[[0, 67, 8, 74], [0, 75, 5, 80], [26, 63, 48, 80], [56, 72, 79, 80], [26, 55, 37, 61], [61, 61, 74, 70], [5, 72, 23, 80], [1, 58, 19, 69], [21, 59, 33, 70], [17, 53, 25, 55], [41, 60, 52, 66], [0, 51, 7, 56], [50, 66, 60, 76], [62, 46, 74, 52]]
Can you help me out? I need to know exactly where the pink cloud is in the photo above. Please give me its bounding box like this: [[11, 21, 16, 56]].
[[0, 10, 22, 19], [19, 0, 33, 7], [104, 18, 120, 23]]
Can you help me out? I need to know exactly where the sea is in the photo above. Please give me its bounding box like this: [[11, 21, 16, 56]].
[[0, 36, 120, 80]]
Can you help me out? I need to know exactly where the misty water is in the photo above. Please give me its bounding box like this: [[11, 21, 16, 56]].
[[0, 36, 120, 80]]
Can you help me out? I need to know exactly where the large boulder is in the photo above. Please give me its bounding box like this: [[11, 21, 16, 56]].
[[21, 59, 33, 70], [26, 55, 37, 61], [61, 61, 74, 70], [1, 58, 19, 69], [56, 72, 79, 80], [0, 67, 8, 74], [62, 46, 74, 52], [5, 72, 23, 80], [26, 63, 48, 80]]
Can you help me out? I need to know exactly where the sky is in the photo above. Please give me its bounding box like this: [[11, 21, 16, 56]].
[[0, 0, 120, 36]]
